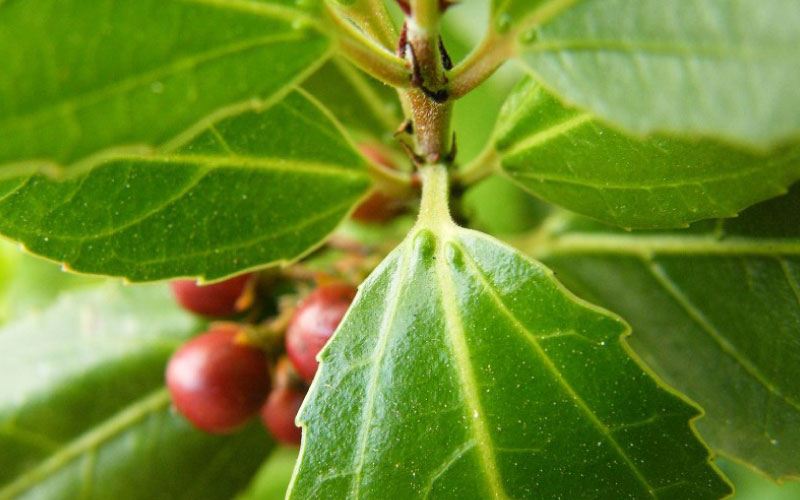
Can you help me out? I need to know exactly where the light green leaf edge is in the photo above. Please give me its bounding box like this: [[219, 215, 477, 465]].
[[465, 78, 800, 229], [519, 201, 800, 482], [0, 87, 375, 283]]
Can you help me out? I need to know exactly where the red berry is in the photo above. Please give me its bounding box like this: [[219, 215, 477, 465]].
[[166, 325, 271, 434], [261, 384, 305, 446], [352, 191, 403, 223], [285, 283, 356, 383], [170, 274, 253, 317], [354, 145, 403, 223]]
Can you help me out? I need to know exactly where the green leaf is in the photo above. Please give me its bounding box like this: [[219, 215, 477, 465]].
[[302, 58, 402, 142], [237, 447, 299, 500], [289, 207, 729, 497], [0, 90, 372, 281], [490, 78, 800, 229], [501, 0, 800, 148], [531, 185, 800, 480], [0, 283, 273, 499], [718, 458, 800, 499], [0, 0, 329, 173]]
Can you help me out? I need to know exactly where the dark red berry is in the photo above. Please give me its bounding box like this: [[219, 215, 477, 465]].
[[352, 191, 403, 223], [166, 325, 271, 434], [353, 145, 404, 224], [285, 283, 356, 383], [170, 274, 253, 317], [261, 385, 305, 446]]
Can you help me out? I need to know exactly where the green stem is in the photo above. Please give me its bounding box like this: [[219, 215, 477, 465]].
[[417, 164, 452, 227], [333, 0, 398, 50], [325, 3, 410, 88], [367, 158, 416, 198], [458, 145, 500, 186], [409, 0, 442, 35], [449, 32, 513, 99], [404, 0, 453, 162]]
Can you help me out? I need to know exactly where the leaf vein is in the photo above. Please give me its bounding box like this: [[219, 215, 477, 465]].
[[436, 241, 508, 499], [0, 32, 310, 134], [0, 389, 170, 500], [457, 242, 657, 498], [347, 247, 413, 497], [645, 260, 800, 413]]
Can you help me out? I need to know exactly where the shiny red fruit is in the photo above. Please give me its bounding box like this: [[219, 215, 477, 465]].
[[261, 385, 305, 446], [170, 274, 253, 317], [166, 326, 271, 434], [285, 283, 356, 383]]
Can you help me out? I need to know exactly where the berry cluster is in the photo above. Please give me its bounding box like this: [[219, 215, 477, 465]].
[[163, 145, 406, 445], [166, 274, 355, 445]]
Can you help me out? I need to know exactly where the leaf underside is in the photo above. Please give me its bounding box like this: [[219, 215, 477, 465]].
[[0, 0, 329, 174], [538, 185, 800, 480], [0, 284, 272, 499], [508, 0, 800, 148], [492, 78, 800, 229], [290, 224, 729, 499], [0, 90, 371, 282], [301, 57, 402, 142]]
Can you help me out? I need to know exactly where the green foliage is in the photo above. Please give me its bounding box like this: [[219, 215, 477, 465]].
[[0, 0, 797, 498], [534, 186, 800, 480], [0, 0, 328, 174], [302, 58, 402, 143], [0, 91, 371, 281], [490, 78, 800, 229], [0, 283, 272, 499], [290, 210, 729, 499], [503, 0, 800, 148]]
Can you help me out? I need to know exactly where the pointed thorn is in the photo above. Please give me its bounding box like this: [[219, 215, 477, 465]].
[[439, 36, 453, 71], [407, 43, 424, 88], [445, 133, 458, 164], [395, 0, 411, 15], [399, 141, 425, 167], [396, 22, 408, 58], [394, 119, 413, 137]]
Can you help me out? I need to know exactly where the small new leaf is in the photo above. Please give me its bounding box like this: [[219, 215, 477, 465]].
[[289, 219, 729, 498], [0, 91, 371, 281], [491, 79, 800, 229]]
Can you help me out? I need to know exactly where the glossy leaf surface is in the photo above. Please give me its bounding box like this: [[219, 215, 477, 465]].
[[502, 0, 800, 147], [302, 58, 401, 142], [290, 199, 729, 499], [491, 79, 800, 229], [0, 283, 272, 499], [533, 186, 800, 480], [0, 0, 328, 173], [0, 91, 371, 281]]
